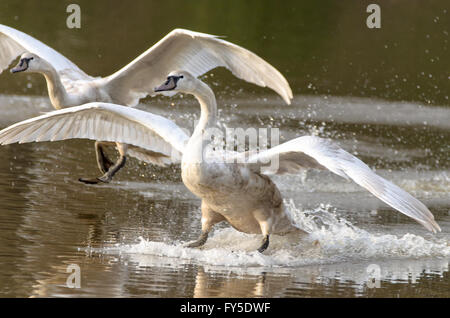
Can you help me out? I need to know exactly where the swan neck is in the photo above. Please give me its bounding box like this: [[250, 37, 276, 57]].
[[42, 67, 70, 110], [182, 80, 218, 165], [192, 81, 217, 134]]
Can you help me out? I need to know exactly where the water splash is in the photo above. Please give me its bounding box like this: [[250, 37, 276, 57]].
[[88, 199, 449, 268]]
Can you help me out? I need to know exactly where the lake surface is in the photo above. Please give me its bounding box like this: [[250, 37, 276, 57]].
[[0, 0, 448, 298]]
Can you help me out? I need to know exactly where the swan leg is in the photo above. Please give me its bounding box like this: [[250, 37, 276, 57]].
[[96, 154, 127, 183], [79, 143, 128, 184], [254, 211, 272, 253], [186, 232, 209, 248], [185, 202, 225, 248], [95, 141, 114, 174], [257, 235, 270, 253]]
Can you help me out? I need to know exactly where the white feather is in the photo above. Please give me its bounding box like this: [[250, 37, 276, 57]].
[[0, 102, 189, 165], [104, 28, 293, 106], [0, 24, 91, 81], [240, 135, 441, 233]]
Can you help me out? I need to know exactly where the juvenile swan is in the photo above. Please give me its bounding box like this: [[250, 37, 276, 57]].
[[153, 72, 441, 251], [0, 71, 441, 252], [0, 24, 292, 183]]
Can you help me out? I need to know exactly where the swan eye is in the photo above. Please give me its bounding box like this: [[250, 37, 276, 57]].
[[155, 75, 185, 92], [167, 75, 184, 86], [166, 75, 183, 82], [19, 57, 33, 67], [173, 75, 183, 83]]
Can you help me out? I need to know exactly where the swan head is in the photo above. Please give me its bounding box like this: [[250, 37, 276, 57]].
[[154, 71, 197, 95], [11, 53, 49, 74]]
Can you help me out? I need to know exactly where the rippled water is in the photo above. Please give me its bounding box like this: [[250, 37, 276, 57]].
[[0, 94, 448, 297]]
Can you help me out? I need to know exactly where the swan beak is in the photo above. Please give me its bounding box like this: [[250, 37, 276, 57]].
[[154, 76, 181, 92], [11, 66, 25, 73], [154, 82, 174, 92], [11, 59, 28, 73]]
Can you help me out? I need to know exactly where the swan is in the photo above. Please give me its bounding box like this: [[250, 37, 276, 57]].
[[0, 72, 440, 252], [0, 24, 292, 184]]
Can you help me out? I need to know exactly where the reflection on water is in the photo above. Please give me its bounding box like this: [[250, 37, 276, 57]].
[[0, 0, 449, 298], [0, 95, 448, 297]]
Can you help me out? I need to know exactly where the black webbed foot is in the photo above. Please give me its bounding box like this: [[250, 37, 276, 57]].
[[185, 232, 209, 248], [257, 235, 270, 253]]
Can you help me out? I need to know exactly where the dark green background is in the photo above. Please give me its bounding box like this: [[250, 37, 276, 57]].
[[0, 0, 448, 106]]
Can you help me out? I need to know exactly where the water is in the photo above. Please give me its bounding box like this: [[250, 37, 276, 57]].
[[0, 95, 448, 297], [0, 0, 449, 298]]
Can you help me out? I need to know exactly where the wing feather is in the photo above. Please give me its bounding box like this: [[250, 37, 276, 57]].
[[0, 102, 189, 165], [242, 135, 441, 233], [0, 24, 91, 81], [104, 28, 292, 106]]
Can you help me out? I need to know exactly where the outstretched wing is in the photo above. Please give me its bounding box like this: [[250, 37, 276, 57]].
[[0, 102, 189, 166], [0, 24, 91, 81], [238, 135, 441, 233], [104, 28, 293, 106]]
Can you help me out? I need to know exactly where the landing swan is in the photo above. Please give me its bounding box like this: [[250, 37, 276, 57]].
[[0, 24, 292, 183], [0, 71, 441, 252]]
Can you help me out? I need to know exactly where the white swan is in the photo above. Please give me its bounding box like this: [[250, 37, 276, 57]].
[[0, 24, 292, 183], [0, 71, 441, 251]]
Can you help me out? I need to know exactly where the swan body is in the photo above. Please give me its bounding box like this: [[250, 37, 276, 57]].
[[0, 71, 440, 252], [0, 24, 292, 183], [173, 75, 296, 237], [157, 72, 441, 250], [182, 161, 295, 236]]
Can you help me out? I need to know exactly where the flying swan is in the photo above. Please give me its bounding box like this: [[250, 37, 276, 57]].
[[0, 24, 292, 183], [0, 71, 441, 252]]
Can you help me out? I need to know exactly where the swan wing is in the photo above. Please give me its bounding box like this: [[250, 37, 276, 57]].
[[126, 145, 180, 166], [104, 28, 292, 106], [0, 102, 189, 165], [239, 135, 441, 233], [0, 24, 91, 81]]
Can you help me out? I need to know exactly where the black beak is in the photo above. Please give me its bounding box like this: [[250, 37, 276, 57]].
[[154, 75, 183, 92], [10, 59, 29, 73], [154, 78, 176, 92]]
